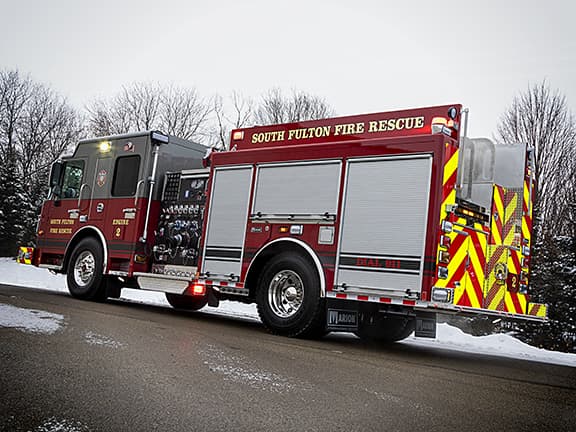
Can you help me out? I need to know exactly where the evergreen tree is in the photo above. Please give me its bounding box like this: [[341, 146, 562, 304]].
[[0, 150, 27, 256], [513, 235, 576, 353]]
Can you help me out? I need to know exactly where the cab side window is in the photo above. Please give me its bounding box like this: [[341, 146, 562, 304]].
[[112, 155, 140, 196], [61, 160, 84, 199]]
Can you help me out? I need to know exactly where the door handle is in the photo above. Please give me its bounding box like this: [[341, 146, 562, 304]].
[[78, 183, 90, 208], [134, 179, 145, 205]]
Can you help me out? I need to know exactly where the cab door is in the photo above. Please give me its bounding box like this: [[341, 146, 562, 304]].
[[38, 159, 87, 264]]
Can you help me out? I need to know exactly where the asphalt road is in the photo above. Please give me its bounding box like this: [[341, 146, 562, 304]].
[[1, 284, 575, 432]]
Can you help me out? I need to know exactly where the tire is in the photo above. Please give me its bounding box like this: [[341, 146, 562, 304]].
[[165, 293, 207, 311], [256, 253, 325, 338], [354, 315, 415, 343], [67, 237, 106, 301]]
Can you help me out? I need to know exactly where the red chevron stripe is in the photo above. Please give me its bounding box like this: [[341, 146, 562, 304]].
[[524, 214, 532, 232], [449, 231, 467, 252], [484, 279, 502, 306], [511, 251, 521, 273], [502, 221, 515, 241], [496, 187, 505, 205], [486, 246, 506, 271], [509, 292, 524, 314], [470, 231, 487, 271], [458, 290, 472, 307]]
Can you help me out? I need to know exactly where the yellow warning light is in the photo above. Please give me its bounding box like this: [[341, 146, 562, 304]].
[[431, 117, 446, 134], [232, 131, 244, 140], [99, 141, 112, 152], [279, 226, 289, 233]]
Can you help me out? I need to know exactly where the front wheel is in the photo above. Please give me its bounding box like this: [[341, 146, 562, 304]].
[[67, 238, 106, 301], [256, 253, 325, 338]]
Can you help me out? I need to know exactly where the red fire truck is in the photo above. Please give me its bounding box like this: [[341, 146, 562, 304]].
[[18, 104, 547, 341]]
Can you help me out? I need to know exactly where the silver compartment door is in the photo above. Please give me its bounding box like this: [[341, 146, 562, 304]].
[[202, 165, 253, 278], [336, 155, 432, 296], [252, 160, 341, 219]]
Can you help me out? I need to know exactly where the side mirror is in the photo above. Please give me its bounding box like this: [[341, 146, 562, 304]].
[[49, 161, 63, 187]]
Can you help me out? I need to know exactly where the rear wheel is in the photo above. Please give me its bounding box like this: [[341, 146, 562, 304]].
[[165, 293, 208, 311], [67, 238, 106, 301], [256, 253, 325, 338], [354, 315, 415, 343]]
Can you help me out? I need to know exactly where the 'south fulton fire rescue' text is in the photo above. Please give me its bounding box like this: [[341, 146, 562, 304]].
[[251, 115, 425, 144]]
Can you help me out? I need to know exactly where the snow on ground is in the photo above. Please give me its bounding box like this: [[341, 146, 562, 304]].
[[1, 258, 574, 367], [0, 303, 64, 335], [31, 417, 90, 432]]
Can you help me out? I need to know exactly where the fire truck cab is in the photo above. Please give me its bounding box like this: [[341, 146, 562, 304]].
[[35, 131, 206, 299], [22, 104, 547, 342]]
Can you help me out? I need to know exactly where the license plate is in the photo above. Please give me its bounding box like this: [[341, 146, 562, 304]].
[[327, 309, 358, 330]]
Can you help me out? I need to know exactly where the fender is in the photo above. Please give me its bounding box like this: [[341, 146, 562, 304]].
[[66, 225, 109, 273], [247, 237, 326, 297]]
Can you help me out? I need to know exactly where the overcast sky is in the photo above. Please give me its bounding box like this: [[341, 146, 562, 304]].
[[1, 0, 575, 138]]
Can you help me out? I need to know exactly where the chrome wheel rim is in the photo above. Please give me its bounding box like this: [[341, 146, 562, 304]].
[[268, 270, 304, 318], [74, 250, 95, 287]]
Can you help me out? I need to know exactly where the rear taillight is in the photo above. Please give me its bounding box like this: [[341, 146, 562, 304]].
[[192, 284, 206, 296]]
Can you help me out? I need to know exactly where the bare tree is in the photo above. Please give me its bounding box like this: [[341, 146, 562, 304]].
[[496, 81, 576, 236], [255, 88, 335, 125], [0, 69, 82, 255], [86, 82, 212, 141], [208, 91, 254, 149]]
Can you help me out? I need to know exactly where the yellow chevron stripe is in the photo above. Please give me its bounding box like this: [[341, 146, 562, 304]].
[[464, 272, 482, 309], [522, 180, 532, 245], [504, 194, 517, 223], [443, 147, 458, 185], [469, 235, 486, 282], [491, 218, 503, 245], [494, 187, 505, 213], [508, 250, 521, 274], [491, 186, 505, 245], [503, 193, 518, 245], [522, 217, 530, 241]]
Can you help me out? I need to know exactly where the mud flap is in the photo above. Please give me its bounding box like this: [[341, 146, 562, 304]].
[[207, 287, 220, 307], [415, 311, 437, 338]]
